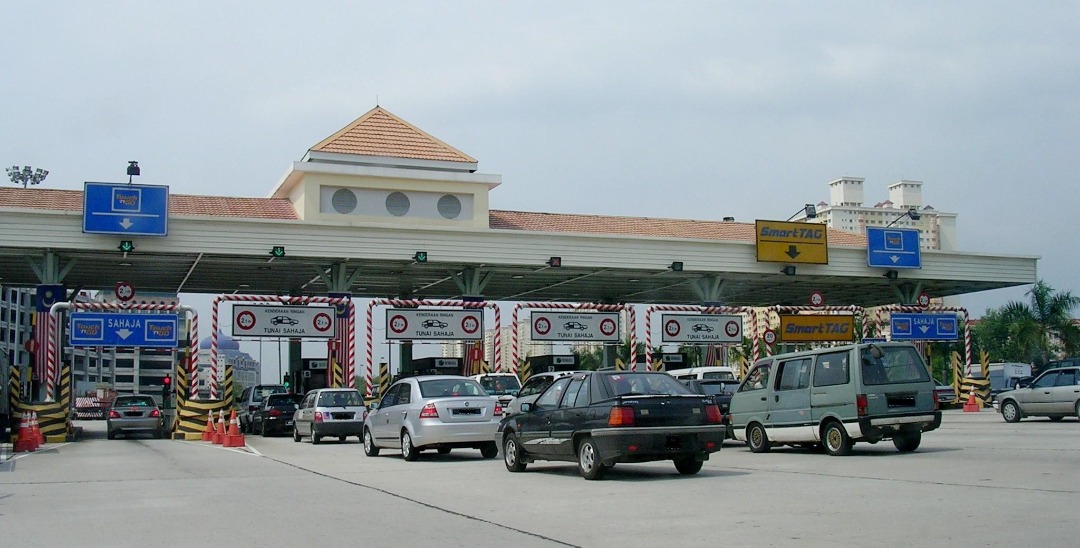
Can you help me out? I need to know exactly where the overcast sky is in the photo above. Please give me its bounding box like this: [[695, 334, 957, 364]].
[[3, 3, 1077, 376]]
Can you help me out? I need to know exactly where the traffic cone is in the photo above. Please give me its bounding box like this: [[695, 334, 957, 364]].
[[201, 413, 215, 441], [224, 410, 245, 448], [13, 413, 36, 453], [31, 411, 44, 445], [212, 410, 225, 445], [962, 388, 981, 412]]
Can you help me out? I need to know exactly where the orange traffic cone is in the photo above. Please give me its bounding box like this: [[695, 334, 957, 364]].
[[31, 411, 44, 445], [962, 388, 981, 412], [201, 413, 215, 441], [13, 413, 36, 453], [212, 410, 225, 445], [224, 410, 245, 448]]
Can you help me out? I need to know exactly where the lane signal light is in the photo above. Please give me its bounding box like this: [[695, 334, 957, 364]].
[[269, 246, 286, 258], [547, 256, 562, 268], [118, 240, 135, 253], [413, 251, 428, 263]]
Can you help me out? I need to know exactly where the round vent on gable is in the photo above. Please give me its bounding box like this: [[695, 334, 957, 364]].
[[437, 194, 462, 219], [386, 192, 410, 216], [331, 188, 358, 214]]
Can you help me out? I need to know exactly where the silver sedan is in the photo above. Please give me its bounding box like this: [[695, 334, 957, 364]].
[[363, 375, 501, 460]]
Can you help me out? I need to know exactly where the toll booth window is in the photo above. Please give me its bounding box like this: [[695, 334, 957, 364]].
[[739, 364, 771, 392], [777, 358, 812, 391], [814, 352, 850, 387]]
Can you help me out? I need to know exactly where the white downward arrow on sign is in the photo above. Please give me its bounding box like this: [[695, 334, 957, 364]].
[[890, 255, 900, 263], [117, 329, 133, 339], [119, 218, 133, 229], [918, 325, 930, 333]]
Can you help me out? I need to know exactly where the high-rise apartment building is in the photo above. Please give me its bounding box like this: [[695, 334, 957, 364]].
[[792, 177, 958, 251]]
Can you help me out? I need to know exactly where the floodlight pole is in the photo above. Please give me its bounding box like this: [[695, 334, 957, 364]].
[[6, 165, 49, 188]]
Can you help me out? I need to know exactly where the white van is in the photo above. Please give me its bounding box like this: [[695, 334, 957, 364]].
[[666, 366, 739, 382]]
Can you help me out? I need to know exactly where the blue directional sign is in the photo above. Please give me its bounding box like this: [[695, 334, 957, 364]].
[[867, 227, 921, 269], [890, 313, 958, 341], [83, 182, 169, 236], [69, 312, 179, 348]]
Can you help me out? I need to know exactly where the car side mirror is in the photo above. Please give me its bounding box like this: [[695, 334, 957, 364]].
[[520, 402, 533, 412], [369, 402, 380, 410]]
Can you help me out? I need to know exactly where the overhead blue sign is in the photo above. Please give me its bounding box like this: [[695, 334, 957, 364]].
[[69, 312, 179, 348], [867, 227, 921, 269], [890, 313, 958, 341], [83, 182, 169, 236]]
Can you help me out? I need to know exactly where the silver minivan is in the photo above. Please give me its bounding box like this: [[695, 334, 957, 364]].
[[729, 342, 941, 456]]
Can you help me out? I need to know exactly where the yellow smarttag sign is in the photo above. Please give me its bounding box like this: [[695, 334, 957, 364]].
[[779, 314, 855, 342], [755, 220, 829, 264]]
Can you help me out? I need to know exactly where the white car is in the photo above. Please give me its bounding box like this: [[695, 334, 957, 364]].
[[470, 373, 522, 412], [503, 370, 582, 415]]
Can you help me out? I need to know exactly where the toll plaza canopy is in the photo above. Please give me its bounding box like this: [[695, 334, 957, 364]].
[[0, 107, 1037, 306]]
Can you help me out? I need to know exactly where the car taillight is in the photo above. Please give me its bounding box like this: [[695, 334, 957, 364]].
[[705, 404, 723, 424], [608, 406, 635, 427], [269, 409, 282, 417], [494, 402, 503, 416], [149, 408, 161, 418], [419, 403, 439, 419], [856, 394, 868, 417], [314, 411, 324, 423], [108, 410, 120, 419]]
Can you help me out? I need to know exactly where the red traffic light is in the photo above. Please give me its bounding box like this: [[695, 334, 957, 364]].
[[163, 374, 172, 386]]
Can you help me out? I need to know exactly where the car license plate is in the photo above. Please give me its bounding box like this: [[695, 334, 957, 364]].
[[285, 421, 293, 426], [452, 408, 481, 415]]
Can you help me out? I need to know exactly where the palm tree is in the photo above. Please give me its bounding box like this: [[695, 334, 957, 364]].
[[999, 281, 1080, 368]]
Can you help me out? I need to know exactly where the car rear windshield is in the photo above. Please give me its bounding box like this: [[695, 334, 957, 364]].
[[476, 375, 521, 396], [266, 394, 302, 406], [418, 379, 488, 398], [254, 386, 287, 403], [860, 346, 932, 385], [701, 371, 736, 381], [602, 372, 693, 397], [317, 391, 363, 407], [114, 396, 156, 407]]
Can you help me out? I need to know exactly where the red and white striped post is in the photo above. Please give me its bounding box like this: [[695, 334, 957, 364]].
[[210, 295, 353, 399], [363, 299, 500, 397], [510, 303, 635, 370]]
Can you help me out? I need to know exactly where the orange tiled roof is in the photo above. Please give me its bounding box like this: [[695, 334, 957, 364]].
[[0, 187, 299, 220], [1, 188, 867, 245], [488, 210, 868, 246], [310, 106, 477, 164]]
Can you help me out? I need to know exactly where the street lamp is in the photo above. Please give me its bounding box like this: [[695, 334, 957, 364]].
[[886, 207, 921, 227], [6, 165, 49, 188], [786, 204, 817, 221]]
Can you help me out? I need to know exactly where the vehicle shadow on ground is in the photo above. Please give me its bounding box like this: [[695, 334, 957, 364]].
[[726, 444, 962, 456], [517, 463, 750, 482]]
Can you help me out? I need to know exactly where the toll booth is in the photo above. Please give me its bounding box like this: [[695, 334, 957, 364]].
[[299, 358, 328, 394], [530, 354, 579, 373], [401, 357, 462, 378], [658, 353, 689, 371]]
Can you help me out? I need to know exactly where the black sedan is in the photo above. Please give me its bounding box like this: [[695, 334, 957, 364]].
[[252, 393, 302, 436], [499, 371, 725, 480]]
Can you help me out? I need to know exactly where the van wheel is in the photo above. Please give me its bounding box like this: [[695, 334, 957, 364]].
[[823, 422, 853, 456], [1001, 400, 1021, 423], [892, 431, 921, 452], [746, 423, 771, 453]]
